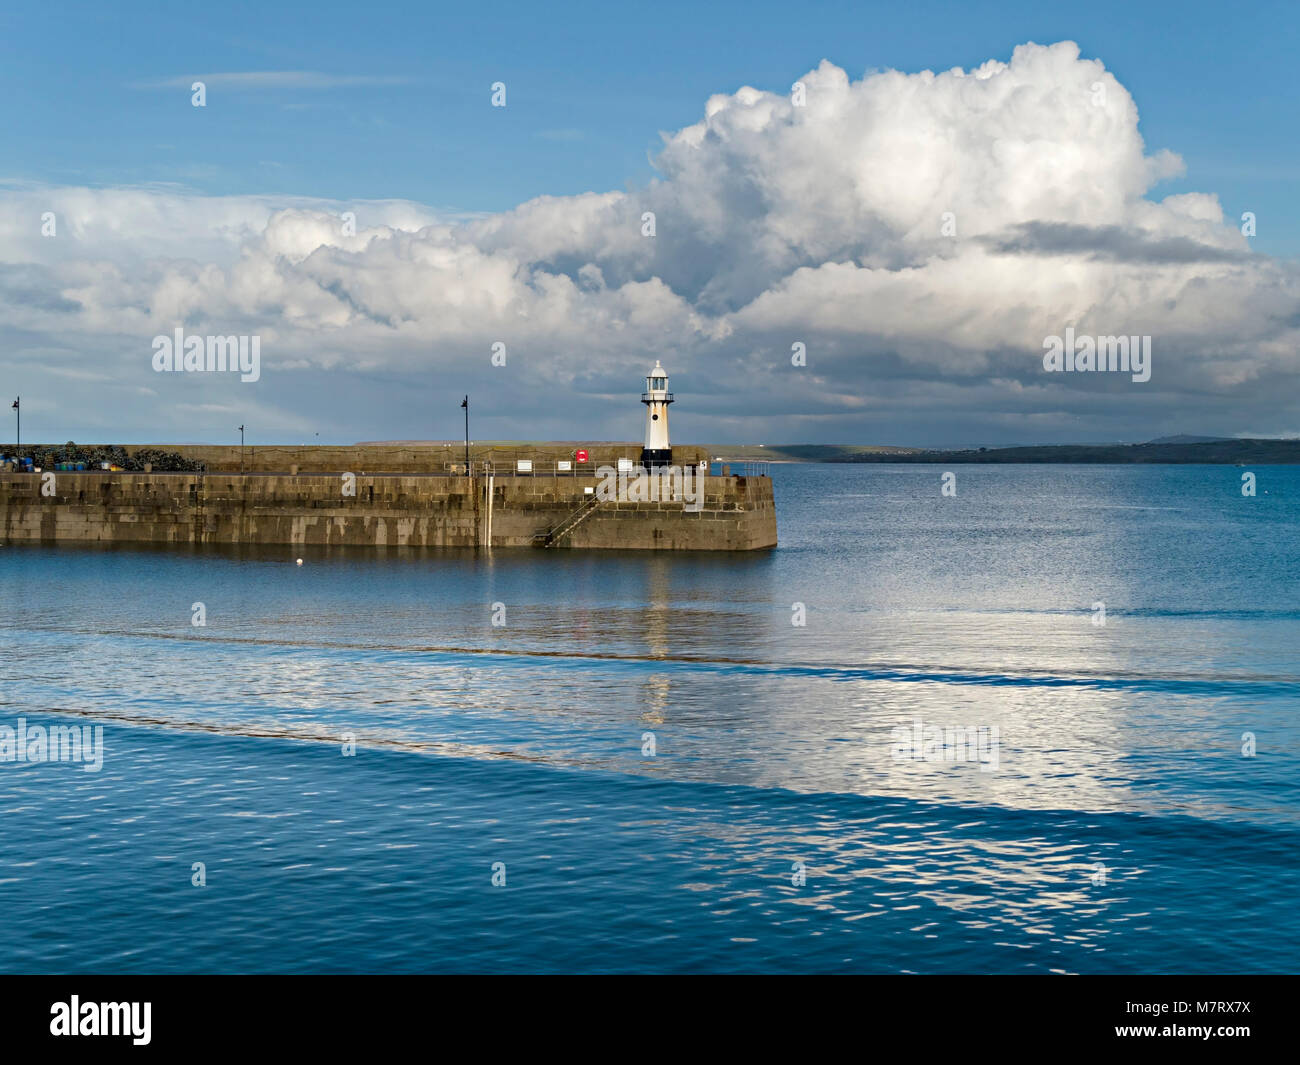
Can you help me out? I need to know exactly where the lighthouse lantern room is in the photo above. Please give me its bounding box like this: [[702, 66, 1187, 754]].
[[640, 360, 674, 469]]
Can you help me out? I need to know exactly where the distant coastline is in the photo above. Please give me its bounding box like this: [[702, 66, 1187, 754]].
[[707, 439, 1300, 464]]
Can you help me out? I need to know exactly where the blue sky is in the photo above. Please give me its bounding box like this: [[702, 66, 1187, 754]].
[[5, 0, 1297, 255], [1, 1, 1298, 447]]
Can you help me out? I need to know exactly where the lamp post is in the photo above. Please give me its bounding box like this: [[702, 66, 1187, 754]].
[[10, 396, 18, 467], [461, 395, 469, 477], [238, 424, 245, 474]]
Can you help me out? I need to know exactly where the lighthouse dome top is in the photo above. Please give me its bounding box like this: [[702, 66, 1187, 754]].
[[646, 360, 668, 379]]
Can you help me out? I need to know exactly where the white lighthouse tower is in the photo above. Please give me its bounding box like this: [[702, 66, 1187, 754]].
[[640, 360, 673, 468]]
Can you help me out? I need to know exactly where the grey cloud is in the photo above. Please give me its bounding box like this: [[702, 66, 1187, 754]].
[[0, 264, 82, 313], [978, 221, 1250, 264]]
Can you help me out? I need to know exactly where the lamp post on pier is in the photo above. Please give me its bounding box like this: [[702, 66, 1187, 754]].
[[461, 396, 469, 478]]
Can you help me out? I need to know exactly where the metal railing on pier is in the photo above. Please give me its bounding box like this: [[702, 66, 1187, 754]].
[[452, 460, 597, 477]]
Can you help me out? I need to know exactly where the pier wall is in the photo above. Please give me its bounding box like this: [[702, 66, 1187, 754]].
[[116, 442, 710, 474], [0, 470, 776, 551]]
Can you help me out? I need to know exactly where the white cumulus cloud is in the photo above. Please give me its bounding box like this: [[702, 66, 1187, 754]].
[[1, 40, 1296, 446]]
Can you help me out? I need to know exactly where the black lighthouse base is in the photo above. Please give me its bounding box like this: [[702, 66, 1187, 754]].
[[640, 448, 672, 469]]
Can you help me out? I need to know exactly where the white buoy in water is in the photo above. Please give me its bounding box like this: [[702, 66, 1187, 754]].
[[296, 558, 303, 566]]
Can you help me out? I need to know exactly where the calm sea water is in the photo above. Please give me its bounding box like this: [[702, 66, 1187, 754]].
[[1, 464, 1297, 973]]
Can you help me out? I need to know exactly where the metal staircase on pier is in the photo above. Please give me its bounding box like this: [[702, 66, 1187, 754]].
[[534, 495, 605, 547]]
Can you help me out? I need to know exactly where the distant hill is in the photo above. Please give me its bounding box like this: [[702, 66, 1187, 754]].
[[706, 444, 921, 462], [828, 439, 1300, 464], [705, 440, 1300, 464], [1146, 434, 1233, 445]]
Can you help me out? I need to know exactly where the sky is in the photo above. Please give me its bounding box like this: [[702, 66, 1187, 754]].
[[1, 0, 1298, 448]]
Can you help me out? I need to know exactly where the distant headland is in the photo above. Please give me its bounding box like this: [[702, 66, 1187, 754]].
[[708, 438, 1300, 465]]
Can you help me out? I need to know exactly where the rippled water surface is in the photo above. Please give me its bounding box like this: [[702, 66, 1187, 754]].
[[2, 464, 1297, 972]]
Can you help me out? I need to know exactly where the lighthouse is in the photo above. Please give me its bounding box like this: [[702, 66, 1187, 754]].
[[640, 360, 673, 468]]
